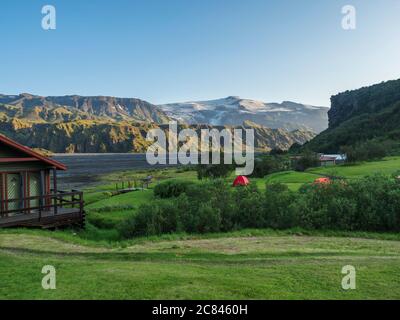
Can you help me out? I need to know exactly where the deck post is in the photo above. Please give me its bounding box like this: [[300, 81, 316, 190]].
[[53, 168, 58, 216]]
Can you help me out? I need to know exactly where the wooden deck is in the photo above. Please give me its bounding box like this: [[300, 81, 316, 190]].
[[0, 190, 85, 229], [0, 208, 84, 228]]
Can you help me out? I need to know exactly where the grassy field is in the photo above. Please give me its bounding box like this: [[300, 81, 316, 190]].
[[308, 156, 400, 179], [254, 156, 400, 191], [1, 229, 400, 299], [258, 171, 320, 191], [2, 157, 400, 299]]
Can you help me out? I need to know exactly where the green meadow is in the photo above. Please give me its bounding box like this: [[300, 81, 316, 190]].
[[308, 156, 400, 179], [1, 229, 400, 299], [1, 156, 400, 299]]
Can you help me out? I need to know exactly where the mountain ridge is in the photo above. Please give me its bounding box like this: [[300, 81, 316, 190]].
[[0, 93, 318, 153], [0, 119, 315, 153], [158, 96, 329, 133], [0, 93, 170, 124]]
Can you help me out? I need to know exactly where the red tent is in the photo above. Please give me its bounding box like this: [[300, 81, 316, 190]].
[[314, 177, 331, 185], [233, 176, 250, 187]]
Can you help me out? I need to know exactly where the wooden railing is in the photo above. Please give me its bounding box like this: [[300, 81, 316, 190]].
[[0, 190, 84, 219]]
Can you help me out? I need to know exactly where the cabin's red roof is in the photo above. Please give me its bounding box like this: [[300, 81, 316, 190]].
[[233, 175, 250, 187], [0, 134, 67, 170]]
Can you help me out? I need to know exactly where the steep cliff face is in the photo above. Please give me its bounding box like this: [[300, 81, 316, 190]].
[[304, 78, 400, 153], [328, 79, 400, 128]]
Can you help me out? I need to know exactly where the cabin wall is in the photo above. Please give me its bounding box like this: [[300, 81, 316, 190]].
[[0, 165, 53, 212], [0, 137, 64, 215]]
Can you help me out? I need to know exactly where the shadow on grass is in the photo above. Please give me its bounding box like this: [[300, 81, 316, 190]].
[[1, 246, 395, 266]]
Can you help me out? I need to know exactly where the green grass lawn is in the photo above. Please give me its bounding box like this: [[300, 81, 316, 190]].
[[86, 189, 154, 210], [1, 230, 400, 299], [308, 156, 400, 179], [259, 171, 320, 191], [254, 156, 400, 191]]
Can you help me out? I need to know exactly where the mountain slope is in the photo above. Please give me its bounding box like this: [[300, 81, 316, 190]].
[[159, 96, 328, 133], [304, 78, 400, 153], [0, 93, 170, 123], [0, 93, 317, 153], [0, 119, 315, 153]]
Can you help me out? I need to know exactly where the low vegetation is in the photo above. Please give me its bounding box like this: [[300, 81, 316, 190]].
[[119, 174, 400, 238], [1, 230, 400, 299], [2, 156, 400, 299]]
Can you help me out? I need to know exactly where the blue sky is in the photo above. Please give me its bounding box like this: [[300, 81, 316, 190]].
[[1, 0, 400, 106]]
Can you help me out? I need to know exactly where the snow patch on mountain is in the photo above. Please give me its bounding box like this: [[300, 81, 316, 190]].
[[158, 96, 329, 133]]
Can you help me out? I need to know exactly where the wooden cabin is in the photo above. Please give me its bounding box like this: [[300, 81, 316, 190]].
[[0, 134, 84, 228]]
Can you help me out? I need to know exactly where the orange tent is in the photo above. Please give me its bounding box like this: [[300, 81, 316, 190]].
[[233, 176, 250, 187], [314, 177, 331, 185]]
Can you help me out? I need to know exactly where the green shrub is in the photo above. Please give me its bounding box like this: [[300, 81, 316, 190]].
[[294, 150, 320, 172], [119, 174, 400, 238], [196, 153, 235, 179], [251, 155, 290, 178], [341, 139, 392, 163], [91, 205, 135, 213], [154, 179, 194, 198], [264, 183, 296, 229], [119, 199, 181, 237]]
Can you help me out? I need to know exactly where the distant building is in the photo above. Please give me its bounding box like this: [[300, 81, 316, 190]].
[[319, 154, 347, 167]]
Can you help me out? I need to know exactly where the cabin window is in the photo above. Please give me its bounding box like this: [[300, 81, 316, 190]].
[[6, 173, 22, 213], [28, 172, 41, 209]]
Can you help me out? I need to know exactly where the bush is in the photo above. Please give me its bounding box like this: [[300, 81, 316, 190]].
[[196, 153, 235, 179], [341, 139, 391, 163], [294, 150, 319, 172], [154, 179, 194, 198], [119, 174, 400, 238], [119, 199, 181, 237], [295, 175, 400, 231], [264, 183, 296, 229], [251, 155, 290, 178]]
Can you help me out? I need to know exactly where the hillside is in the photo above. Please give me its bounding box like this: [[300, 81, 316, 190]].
[[0, 93, 170, 123], [0, 119, 315, 153], [0, 93, 318, 153], [159, 96, 329, 133], [304, 79, 400, 153]]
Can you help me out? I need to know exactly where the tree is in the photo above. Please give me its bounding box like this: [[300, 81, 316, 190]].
[[196, 152, 235, 179], [294, 150, 319, 172]]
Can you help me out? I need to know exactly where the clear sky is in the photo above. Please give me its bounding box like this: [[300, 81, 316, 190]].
[[1, 0, 400, 106]]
